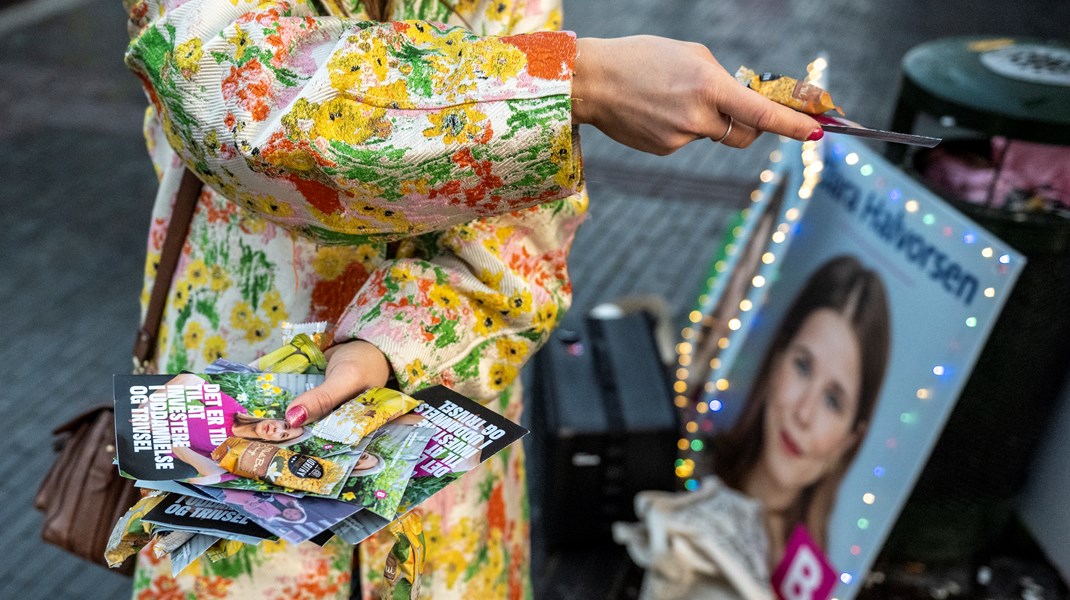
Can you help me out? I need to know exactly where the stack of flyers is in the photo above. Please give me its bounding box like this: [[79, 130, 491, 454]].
[[111, 368, 526, 574]]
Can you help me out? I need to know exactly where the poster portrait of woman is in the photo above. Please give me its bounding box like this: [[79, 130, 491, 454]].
[[712, 254, 892, 567]]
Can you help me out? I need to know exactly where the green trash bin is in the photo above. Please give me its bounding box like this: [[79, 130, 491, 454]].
[[881, 147, 1070, 563]]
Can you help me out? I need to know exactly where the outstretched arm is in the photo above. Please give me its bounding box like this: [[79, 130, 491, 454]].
[[125, 1, 819, 244], [572, 36, 823, 153]]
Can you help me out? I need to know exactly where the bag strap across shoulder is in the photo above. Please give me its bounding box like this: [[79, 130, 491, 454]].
[[133, 168, 203, 372]]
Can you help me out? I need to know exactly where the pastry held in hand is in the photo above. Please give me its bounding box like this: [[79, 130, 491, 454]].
[[736, 66, 844, 115], [211, 437, 348, 495], [311, 387, 421, 445]]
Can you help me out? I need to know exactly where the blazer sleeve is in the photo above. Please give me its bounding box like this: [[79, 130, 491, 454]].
[[335, 183, 588, 404], [123, 0, 582, 243]]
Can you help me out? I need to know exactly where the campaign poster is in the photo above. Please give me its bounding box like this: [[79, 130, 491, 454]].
[[688, 137, 1025, 600]]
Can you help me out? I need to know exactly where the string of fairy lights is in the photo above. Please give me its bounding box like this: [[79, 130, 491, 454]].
[[673, 58, 829, 490], [668, 56, 1018, 594]]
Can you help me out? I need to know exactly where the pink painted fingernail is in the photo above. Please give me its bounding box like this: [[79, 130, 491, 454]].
[[806, 128, 824, 141], [285, 405, 308, 428]]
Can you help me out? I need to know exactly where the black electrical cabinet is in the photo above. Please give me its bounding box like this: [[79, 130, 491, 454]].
[[530, 311, 679, 550]]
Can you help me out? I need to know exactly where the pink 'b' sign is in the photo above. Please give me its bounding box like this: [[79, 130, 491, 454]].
[[771, 525, 837, 600]]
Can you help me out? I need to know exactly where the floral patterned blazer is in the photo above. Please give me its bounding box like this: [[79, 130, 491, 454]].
[[123, 0, 589, 405], [124, 2, 586, 597]]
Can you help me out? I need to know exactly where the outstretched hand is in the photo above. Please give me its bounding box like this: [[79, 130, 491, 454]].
[[284, 340, 391, 428], [571, 36, 823, 155]]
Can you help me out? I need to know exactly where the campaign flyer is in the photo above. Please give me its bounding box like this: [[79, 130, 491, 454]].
[[395, 386, 528, 514], [113, 379, 529, 558], [339, 421, 435, 519], [195, 487, 361, 546], [113, 372, 324, 481], [141, 493, 274, 543]]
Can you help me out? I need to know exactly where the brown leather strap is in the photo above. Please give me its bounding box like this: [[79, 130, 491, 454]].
[[133, 168, 203, 366]]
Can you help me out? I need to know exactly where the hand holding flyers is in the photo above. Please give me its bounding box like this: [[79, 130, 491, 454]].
[[282, 339, 392, 429], [110, 367, 528, 574]]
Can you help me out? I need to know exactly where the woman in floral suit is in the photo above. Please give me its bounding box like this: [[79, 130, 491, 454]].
[[121, 0, 821, 597]]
